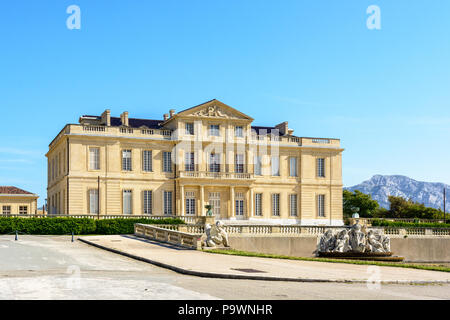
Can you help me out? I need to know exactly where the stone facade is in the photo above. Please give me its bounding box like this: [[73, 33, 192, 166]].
[[46, 99, 344, 225]]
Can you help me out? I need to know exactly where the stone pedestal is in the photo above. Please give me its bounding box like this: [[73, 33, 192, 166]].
[[196, 216, 215, 226]]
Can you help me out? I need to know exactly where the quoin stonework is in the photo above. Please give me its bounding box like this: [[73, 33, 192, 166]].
[[46, 99, 344, 225]]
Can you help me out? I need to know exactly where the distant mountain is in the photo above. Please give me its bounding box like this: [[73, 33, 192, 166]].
[[345, 175, 449, 210]]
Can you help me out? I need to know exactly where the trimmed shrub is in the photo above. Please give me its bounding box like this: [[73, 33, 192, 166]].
[[0, 217, 184, 235], [94, 218, 184, 235]]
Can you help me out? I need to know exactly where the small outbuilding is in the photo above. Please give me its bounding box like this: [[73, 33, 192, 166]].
[[0, 186, 39, 215]]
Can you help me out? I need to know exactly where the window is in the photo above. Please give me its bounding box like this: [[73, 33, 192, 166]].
[[271, 156, 280, 176], [2, 205, 11, 215], [289, 194, 298, 216], [209, 153, 220, 172], [163, 152, 172, 172], [317, 194, 325, 217], [272, 194, 280, 216], [235, 126, 243, 138], [143, 190, 152, 214], [89, 148, 100, 170], [235, 154, 244, 173], [122, 150, 132, 171], [254, 156, 262, 175], [209, 192, 221, 218], [209, 124, 220, 136], [317, 158, 325, 177], [164, 191, 173, 215], [290, 157, 297, 177], [235, 193, 244, 216], [56, 154, 59, 177], [185, 122, 194, 135], [123, 190, 132, 215], [185, 192, 196, 216], [255, 193, 262, 216], [185, 152, 195, 171], [89, 189, 99, 214], [142, 150, 152, 172]]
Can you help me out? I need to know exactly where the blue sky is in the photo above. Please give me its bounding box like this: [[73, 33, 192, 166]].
[[1, 1, 449, 207]]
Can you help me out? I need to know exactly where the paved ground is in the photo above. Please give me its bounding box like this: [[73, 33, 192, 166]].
[[80, 235, 450, 284], [0, 235, 449, 300]]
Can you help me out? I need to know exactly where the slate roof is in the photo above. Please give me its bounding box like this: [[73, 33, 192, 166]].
[[251, 126, 282, 136], [81, 116, 163, 129], [0, 186, 34, 195]]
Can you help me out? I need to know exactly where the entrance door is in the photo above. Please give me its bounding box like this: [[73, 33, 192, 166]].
[[209, 192, 221, 219]]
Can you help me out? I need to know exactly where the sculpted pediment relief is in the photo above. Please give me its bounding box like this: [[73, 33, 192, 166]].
[[193, 105, 231, 118], [190, 105, 250, 120], [175, 99, 254, 121]]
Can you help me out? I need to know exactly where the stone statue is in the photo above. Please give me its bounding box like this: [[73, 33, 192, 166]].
[[348, 223, 366, 253], [319, 229, 335, 252], [366, 230, 384, 253], [204, 221, 229, 248], [333, 229, 350, 253]]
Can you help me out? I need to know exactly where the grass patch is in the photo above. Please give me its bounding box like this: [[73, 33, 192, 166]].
[[205, 249, 450, 273]]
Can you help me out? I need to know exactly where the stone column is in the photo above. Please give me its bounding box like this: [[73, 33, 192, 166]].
[[230, 186, 235, 219], [180, 185, 185, 216], [200, 185, 205, 216], [249, 188, 254, 218]]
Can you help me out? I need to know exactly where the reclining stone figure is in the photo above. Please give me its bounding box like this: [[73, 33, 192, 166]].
[[204, 221, 229, 248]]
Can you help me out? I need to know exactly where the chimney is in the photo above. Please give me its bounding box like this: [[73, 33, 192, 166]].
[[120, 111, 129, 127], [101, 109, 111, 126], [169, 109, 176, 117], [288, 129, 294, 136], [163, 113, 169, 121], [275, 121, 289, 136]]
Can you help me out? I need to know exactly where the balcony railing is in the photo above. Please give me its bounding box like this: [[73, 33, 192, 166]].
[[179, 171, 254, 180]]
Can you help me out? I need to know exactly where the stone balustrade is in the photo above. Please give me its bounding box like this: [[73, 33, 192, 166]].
[[134, 223, 203, 250], [154, 224, 450, 238]]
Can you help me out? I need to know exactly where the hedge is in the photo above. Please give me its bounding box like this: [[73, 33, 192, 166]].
[[370, 219, 450, 228], [0, 217, 184, 235]]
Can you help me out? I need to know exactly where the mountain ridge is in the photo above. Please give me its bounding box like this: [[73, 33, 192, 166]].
[[345, 175, 449, 210]]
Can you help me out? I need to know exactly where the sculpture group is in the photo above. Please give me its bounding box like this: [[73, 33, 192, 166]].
[[204, 221, 229, 248], [318, 223, 391, 253]]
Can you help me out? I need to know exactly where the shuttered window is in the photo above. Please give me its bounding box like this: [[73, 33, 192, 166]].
[[142, 150, 152, 172], [89, 189, 99, 214], [163, 152, 172, 172], [123, 190, 132, 215], [122, 150, 132, 171], [164, 191, 173, 215], [89, 148, 100, 170], [290, 194, 298, 216], [317, 194, 325, 217], [272, 194, 280, 216], [143, 190, 152, 214], [255, 193, 262, 216]]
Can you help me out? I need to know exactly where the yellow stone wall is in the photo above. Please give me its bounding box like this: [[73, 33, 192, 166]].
[[46, 101, 344, 225], [0, 195, 38, 215]]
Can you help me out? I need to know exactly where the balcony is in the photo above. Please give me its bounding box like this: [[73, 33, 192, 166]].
[[178, 171, 254, 180]]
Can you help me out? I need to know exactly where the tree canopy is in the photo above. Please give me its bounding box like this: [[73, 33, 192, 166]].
[[343, 189, 379, 217]]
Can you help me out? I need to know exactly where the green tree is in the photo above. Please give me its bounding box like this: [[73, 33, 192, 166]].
[[387, 195, 443, 219], [343, 190, 379, 218]]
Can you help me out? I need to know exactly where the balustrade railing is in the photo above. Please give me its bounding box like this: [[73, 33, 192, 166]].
[[179, 171, 253, 180]]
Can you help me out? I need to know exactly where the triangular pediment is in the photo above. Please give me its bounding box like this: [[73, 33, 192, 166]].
[[177, 99, 254, 121]]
